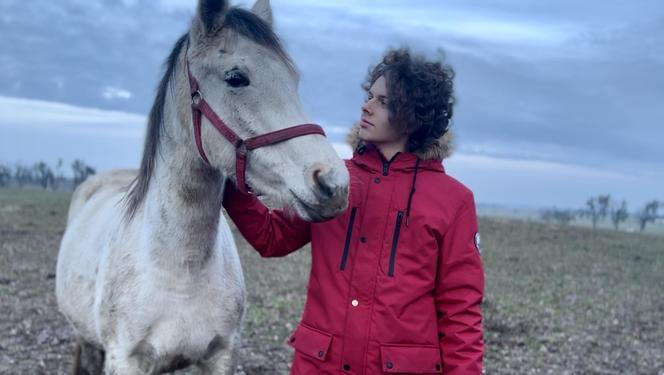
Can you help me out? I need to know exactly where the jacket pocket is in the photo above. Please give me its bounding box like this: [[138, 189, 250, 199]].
[[339, 207, 357, 270], [387, 211, 404, 277], [380, 344, 442, 373], [288, 323, 333, 362]]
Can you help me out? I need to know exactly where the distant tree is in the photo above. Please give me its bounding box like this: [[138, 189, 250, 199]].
[[581, 194, 611, 230], [554, 209, 575, 226], [541, 208, 575, 226], [540, 210, 553, 223], [637, 200, 660, 231], [609, 200, 629, 230], [14, 163, 33, 187], [0, 164, 11, 187], [53, 158, 65, 190], [72, 159, 96, 188], [33, 161, 55, 190]]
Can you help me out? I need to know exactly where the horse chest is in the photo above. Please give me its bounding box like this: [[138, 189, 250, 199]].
[[132, 282, 244, 366], [140, 270, 245, 332]]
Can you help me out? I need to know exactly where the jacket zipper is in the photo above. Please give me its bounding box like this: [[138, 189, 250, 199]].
[[339, 207, 357, 270], [382, 152, 401, 176], [388, 211, 404, 277]]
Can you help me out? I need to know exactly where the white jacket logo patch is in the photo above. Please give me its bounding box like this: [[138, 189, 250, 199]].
[[474, 232, 481, 255]]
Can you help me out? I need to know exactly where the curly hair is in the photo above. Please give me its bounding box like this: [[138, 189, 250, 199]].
[[363, 48, 455, 154]]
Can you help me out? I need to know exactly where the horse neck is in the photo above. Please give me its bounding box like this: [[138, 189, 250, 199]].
[[141, 77, 225, 273]]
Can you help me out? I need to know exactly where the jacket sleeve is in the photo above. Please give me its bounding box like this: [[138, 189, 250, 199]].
[[435, 192, 484, 374], [222, 181, 311, 257]]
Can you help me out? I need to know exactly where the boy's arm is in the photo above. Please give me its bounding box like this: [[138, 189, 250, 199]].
[[222, 181, 311, 257], [435, 193, 484, 374]]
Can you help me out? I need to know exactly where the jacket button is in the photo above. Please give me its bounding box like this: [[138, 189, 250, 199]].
[[289, 336, 296, 343], [318, 350, 324, 358], [343, 363, 351, 371], [373, 177, 381, 184], [436, 363, 441, 371], [360, 236, 367, 243], [386, 361, 393, 369], [351, 299, 359, 307]]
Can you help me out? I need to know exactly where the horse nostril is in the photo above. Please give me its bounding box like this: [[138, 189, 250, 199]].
[[307, 163, 347, 208], [313, 167, 334, 199]]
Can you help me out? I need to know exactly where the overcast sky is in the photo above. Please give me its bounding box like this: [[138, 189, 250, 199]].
[[0, 0, 662, 208]]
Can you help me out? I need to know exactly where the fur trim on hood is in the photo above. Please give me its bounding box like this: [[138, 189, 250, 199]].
[[346, 123, 454, 161]]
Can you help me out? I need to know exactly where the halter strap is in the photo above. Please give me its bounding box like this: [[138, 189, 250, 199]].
[[185, 57, 325, 193]]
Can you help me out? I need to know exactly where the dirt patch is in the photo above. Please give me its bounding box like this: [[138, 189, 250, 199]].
[[1, 188, 663, 374]]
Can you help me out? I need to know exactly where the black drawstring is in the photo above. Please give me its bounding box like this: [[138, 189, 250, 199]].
[[405, 158, 420, 227]]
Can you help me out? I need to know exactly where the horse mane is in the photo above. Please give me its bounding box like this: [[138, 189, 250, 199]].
[[124, 7, 295, 220], [123, 33, 188, 220]]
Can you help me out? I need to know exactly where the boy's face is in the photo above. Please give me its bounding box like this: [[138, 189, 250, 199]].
[[359, 75, 407, 149]]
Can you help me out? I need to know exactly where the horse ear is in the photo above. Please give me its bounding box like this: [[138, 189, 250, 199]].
[[251, 0, 272, 26], [197, 0, 229, 35]]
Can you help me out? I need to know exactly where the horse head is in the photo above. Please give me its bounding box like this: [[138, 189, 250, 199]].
[[183, 0, 349, 221]]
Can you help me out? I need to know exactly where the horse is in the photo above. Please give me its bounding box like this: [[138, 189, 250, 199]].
[[55, 0, 349, 373]]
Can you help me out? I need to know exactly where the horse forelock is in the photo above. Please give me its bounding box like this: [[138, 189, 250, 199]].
[[223, 8, 297, 75]]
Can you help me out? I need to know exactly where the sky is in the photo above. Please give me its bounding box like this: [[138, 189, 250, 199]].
[[0, 0, 662, 209]]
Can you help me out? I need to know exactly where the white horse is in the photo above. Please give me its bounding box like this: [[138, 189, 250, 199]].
[[55, 0, 349, 373]]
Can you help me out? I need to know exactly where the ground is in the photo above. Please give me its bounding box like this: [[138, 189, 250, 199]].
[[0, 188, 663, 374]]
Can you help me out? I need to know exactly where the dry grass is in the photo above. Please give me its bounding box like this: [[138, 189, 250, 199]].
[[1, 188, 663, 374]]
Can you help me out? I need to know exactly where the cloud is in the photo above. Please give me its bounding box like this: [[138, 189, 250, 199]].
[[0, 1, 190, 113], [0, 0, 662, 207], [446, 153, 663, 209], [1, 95, 660, 209], [0, 96, 145, 171], [0, 96, 145, 137], [102, 87, 133, 100]]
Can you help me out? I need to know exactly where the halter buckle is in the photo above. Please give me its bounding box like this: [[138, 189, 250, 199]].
[[191, 90, 203, 106]]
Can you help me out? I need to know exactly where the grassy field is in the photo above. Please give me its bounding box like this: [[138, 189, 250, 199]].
[[477, 204, 664, 236], [1, 187, 663, 374]]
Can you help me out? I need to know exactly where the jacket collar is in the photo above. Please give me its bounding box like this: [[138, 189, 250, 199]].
[[346, 123, 454, 161], [345, 124, 452, 174]]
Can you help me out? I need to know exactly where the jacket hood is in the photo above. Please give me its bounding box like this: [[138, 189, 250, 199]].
[[346, 123, 454, 162]]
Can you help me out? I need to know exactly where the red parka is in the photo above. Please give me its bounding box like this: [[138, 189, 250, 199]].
[[223, 127, 484, 374]]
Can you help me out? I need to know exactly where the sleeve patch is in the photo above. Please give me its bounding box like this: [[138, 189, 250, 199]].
[[474, 232, 481, 255]]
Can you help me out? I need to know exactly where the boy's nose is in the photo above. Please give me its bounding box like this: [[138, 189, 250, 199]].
[[362, 101, 372, 114]]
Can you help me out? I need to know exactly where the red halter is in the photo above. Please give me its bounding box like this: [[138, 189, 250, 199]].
[[185, 60, 325, 193]]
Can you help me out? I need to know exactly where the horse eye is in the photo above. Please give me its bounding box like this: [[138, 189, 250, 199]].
[[224, 70, 250, 88]]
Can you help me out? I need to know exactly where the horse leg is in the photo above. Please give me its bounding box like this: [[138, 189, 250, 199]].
[[199, 334, 239, 375], [72, 341, 105, 375], [103, 343, 157, 375]]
